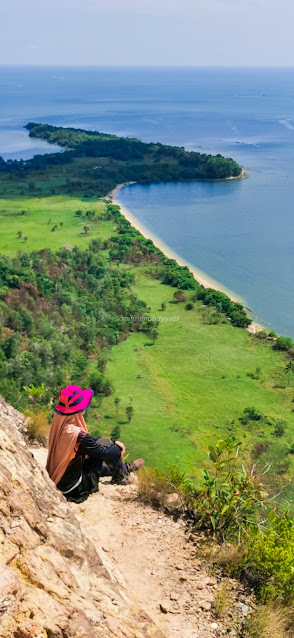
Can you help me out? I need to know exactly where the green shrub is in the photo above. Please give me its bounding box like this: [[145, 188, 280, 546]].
[[273, 420, 286, 437], [274, 337, 294, 352], [241, 512, 294, 604], [239, 407, 263, 425], [193, 438, 269, 541], [88, 370, 114, 397], [247, 367, 262, 380]]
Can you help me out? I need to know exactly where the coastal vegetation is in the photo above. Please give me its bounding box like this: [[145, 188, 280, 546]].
[[0, 123, 242, 199]]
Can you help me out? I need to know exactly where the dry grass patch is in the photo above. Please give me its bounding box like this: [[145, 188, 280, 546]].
[[243, 604, 294, 638], [210, 543, 246, 573], [137, 466, 187, 510], [25, 410, 50, 444]]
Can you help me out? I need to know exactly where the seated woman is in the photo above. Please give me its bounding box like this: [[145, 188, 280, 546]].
[[46, 385, 144, 503]]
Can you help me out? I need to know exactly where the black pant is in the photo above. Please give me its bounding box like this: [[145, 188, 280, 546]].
[[65, 457, 128, 504]]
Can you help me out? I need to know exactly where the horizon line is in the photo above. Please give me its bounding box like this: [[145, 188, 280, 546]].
[[1, 63, 294, 70]]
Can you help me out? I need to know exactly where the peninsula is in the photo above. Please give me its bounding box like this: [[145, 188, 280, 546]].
[[0, 122, 242, 199]]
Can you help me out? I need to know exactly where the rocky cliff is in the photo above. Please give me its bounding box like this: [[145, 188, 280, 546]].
[[0, 397, 164, 638]]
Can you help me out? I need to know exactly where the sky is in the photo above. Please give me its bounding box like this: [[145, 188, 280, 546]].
[[0, 0, 293, 67]]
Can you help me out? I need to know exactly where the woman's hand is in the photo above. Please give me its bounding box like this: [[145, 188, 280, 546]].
[[115, 440, 125, 458]]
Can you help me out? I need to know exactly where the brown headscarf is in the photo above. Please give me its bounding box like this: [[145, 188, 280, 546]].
[[46, 412, 88, 485]]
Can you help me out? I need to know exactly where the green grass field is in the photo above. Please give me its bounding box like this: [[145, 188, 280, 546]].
[[0, 196, 113, 255], [89, 268, 294, 492]]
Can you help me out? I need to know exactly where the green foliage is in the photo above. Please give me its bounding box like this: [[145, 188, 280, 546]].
[[126, 404, 134, 422], [274, 337, 294, 352], [0, 242, 157, 408], [247, 367, 262, 380], [285, 360, 294, 374], [23, 382, 45, 398], [241, 512, 294, 604], [273, 419, 286, 437], [239, 407, 263, 425], [23, 383, 45, 408], [197, 288, 251, 327], [97, 356, 107, 373], [88, 370, 113, 397], [114, 396, 120, 416], [193, 438, 269, 541]]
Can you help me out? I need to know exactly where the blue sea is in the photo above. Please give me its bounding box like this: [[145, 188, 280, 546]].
[[0, 66, 294, 335]]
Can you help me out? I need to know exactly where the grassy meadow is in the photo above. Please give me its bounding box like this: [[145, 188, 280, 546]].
[[0, 196, 113, 255], [88, 268, 294, 493]]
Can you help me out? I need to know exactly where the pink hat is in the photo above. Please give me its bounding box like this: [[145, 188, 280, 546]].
[[54, 385, 94, 415]]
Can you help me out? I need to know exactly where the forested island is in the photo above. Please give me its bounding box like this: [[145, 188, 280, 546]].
[[0, 122, 242, 198]]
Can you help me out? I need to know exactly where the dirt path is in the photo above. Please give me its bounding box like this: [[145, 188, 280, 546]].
[[31, 448, 238, 638], [74, 478, 230, 638]]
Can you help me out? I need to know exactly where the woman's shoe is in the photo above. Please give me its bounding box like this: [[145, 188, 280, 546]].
[[111, 459, 144, 484], [127, 458, 144, 473]]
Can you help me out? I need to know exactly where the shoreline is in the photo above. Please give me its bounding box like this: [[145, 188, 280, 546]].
[[108, 182, 263, 335]]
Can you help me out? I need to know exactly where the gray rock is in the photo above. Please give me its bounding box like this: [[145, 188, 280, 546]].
[[240, 603, 250, 614]]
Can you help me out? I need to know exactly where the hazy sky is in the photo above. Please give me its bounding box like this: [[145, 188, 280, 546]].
[[1, 0, 293, 67]]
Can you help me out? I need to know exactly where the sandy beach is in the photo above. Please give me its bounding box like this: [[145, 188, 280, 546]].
[[109, 182, 263, 334]]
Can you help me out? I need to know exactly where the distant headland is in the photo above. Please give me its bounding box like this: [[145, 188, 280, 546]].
[[0, 122, 242, 200]]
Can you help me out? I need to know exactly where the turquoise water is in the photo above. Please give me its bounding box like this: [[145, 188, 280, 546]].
[[0, 67, 294, 335]]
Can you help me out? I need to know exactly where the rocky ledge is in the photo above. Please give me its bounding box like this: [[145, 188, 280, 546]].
[[0, 396, 164, 638]]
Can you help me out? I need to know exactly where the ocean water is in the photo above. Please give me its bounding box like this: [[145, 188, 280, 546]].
[[0, 66, 294, 335]]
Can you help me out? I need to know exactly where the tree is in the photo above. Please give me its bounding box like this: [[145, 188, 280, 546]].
[[60, 221, 63, 228], [17, 231, 22, 239], [126, 404, 134, 422], [173, 290, 187, 303], [23, 383, 45, 409], [3, 334, 20, 359], [24, 236, 28, 242], [273, 420, 286, 437], [160, 302, 166, 311], [285, 361, 294, 374], [88, 370, 113, 396], [83, 225, 90, 235], [97, 356, 107, 373], [148, 328, 159, 344], [114, 397, 120, 416], [275, 336, 293, 352]]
